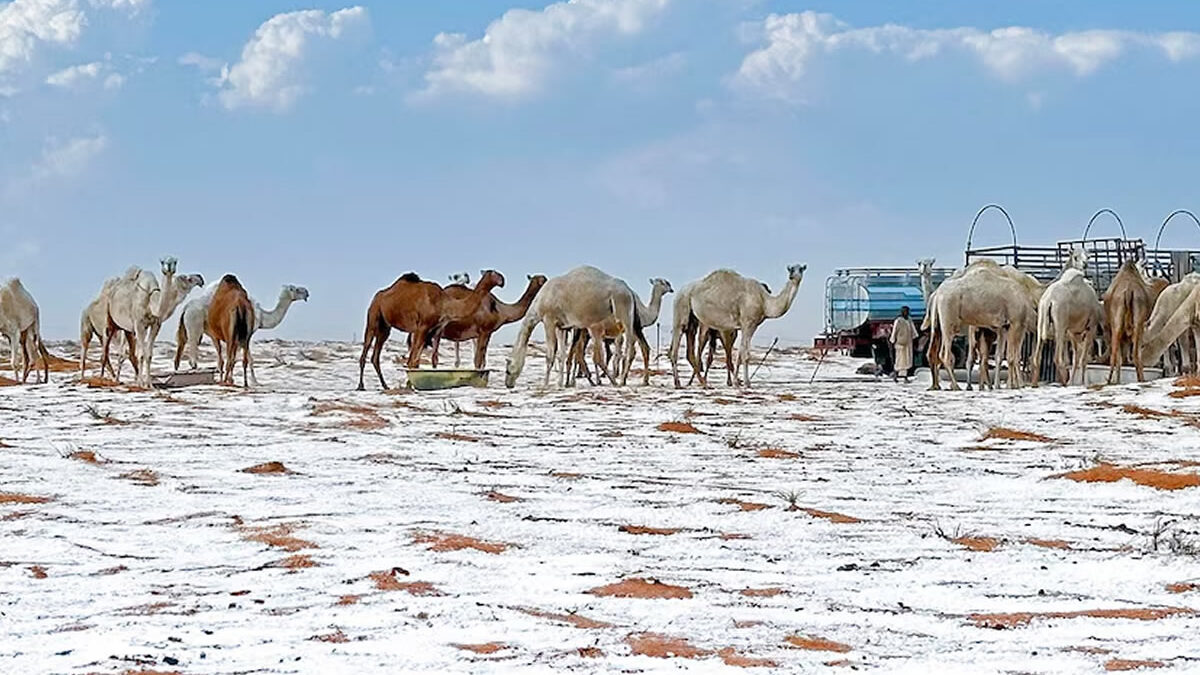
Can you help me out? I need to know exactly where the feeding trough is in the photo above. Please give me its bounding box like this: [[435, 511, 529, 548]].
[[151, 368, 218, 389], [404, 368, 489, 391]]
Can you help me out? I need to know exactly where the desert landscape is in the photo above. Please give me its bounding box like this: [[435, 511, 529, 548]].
[[2, 341, 1199, 674]]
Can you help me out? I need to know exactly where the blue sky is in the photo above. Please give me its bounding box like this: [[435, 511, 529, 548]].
[[3, 0, 1199, 345]]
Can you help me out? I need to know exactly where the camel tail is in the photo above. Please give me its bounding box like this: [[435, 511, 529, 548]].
[[922, 295, 938, 332], [233, 304, 253, 349], [174, 313, 187, 370], [1037, 295, 1053, 343]]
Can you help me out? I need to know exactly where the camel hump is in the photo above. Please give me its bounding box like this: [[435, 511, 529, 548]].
[[400, 272, 421, 283], [220, 273, 244, 289]]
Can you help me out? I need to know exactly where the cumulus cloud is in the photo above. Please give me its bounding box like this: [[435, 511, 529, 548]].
[[611, 51, 685, 87], [215, 6, 369, 112], [31, 133, 108, 180], [416, 0, 671, 101], [735, 12, 1200, 101], [45, 59, 123, 89], [0, 0, 87, 76]]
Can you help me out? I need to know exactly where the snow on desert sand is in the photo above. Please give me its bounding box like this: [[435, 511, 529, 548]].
[[2, 340, 1199, 673]]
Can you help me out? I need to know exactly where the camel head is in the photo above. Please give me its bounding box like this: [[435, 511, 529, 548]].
[[448, 272, 470, 286], [787, 264, 807, 282], [175, 274, 205, 293], [504, 357, 520, 388], [1065, 247, 1087, 274], [160, 257, 178, 276], [649, 278, 674, 296], [525, 274, 548, 290], [916, 258, 936, 275], [284, 285, 309, 302], [478, 269, 506, 291]]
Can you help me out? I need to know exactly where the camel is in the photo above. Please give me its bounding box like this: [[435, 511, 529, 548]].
[[426, 274, 546, 370], [673, 265, 806, 388], [1032, 268, 1102, 386], [174, 284, 310, 385], [565, 278, 673, 386], [207, 274, 256, 386], [505, 265, 639, 389], [1103, 260, 1156, 383], [358, 270, 505, 390], [1142, 273, 1200, 374], [99, 258, 204, 387], [668, 281, 739, 388], [80, 277, 130, 379], [0, 278, 50, 383], [925, 262, 1035, 391]]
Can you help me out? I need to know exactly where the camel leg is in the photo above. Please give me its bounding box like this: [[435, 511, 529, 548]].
[[473, 333, 491, 371], [1031, 336, 1044, 388], [695, 322, 712, 388], [685, 325, 702, 387], [370, 325, 391, 390], [938, 321, 960, 392], [242, 341, 251, 388], [965, 330, 978, 391], [430, 333, 442, 369], [9, 332, 20, 382], [1055, 333, 1070, 386], [1107, 316, 1124, 384], [738, 324, 757, 388], [636, 330, 652, 386], [544, 321, 560, 388], [99, 324, 115, 382], [587, 327, 615, 385], [1133, 319, 1146, 382], [1006, 327, 1022, 390], [19, 328, 32, 383], [669, 322, 684, 388], [80, 325, 91, 379]]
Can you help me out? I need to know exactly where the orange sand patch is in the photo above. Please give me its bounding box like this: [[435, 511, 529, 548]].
[[1166, 583, 1198, 594], [1056, 463, 1200, 490], [778, 393, 797, 402], [551, 471, 582, 480], [588, 577, 693, 599], [619, 525, 681, 536], [785, 635, 852, 653], [720, 533, 752, 540], [981, 427, 1054, 443], [483, 490, 522, 503], [799, 508, 863, 524], [718, 647, 777, 668], [311, 401, 389, 430], [336, 594, 362, 605], [968, 607, 1195, 629], [0, 375, 18, 386], [757, 448, 799, 459], [658, 421, 701, 434], [241, 461, 293, 474], [0, 492, 51, 504], [1168, 388, 1200, 399], [518, 607, 612, 629], [274, 554, 317, 569], [310, 629, 349, 643], [435, 431, 481, 442], [1064, 646, 1113, 655], [734, 620, 764, 628], [412, 531, 509, 554], [117, 469, 160, 486], [740, 587, 784, 598], [239, 523, 317, 552], [1120, 404, 1200, 427], [78, 376, 144, 391], [717, 498, 771, 512], [454, 642, 507, 655], [826, 660, 855, 668], [953, 536, 1001, 552], [29, 565, 47, 579], [626, 633, 708, 659], [1027, 538, 1073, 550], [577, 647, 604, 658], [67, 450, 105, 464], [1174, 375, 1200, 388], [788, 413, 821, 421], [1105, 659, 1166, 671], [369, 570, 444, 596]]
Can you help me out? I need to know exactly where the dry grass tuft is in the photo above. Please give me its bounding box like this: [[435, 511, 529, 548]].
[[657, 421, 701, 434], [626, 633, 708, 659], [434, 431, 481, 443], [453, 642, 507, 654], [412, 531, 510, 554], [29, 565, 47, 579], [67, 449, 105, 464], [577, 647, 604, 658], [517, 607, 611, 629], [336, 594, 362, 605], [588, 577, 693, 599], [238, 523, 317, 552], [117, 469, 160, 487], [0, 492, 51, 504], [619, 525, 682, 536], [778, 393, 797, 402], [1056, 463, 1200, 490], [980, 427, 1054, 443], [240, 461, 294, 475], [784, 635, 852, 653], [968, 607, 1194, 629], [1166, 583, 1198, 594], [310, 628, 349, 643], [1104, 660, 1166, 672]]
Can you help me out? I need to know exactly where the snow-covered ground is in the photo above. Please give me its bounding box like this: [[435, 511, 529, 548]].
[[2, 340, 1200, 674]]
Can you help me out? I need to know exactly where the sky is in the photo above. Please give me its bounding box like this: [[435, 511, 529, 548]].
[[3, 0, 1200, 346]]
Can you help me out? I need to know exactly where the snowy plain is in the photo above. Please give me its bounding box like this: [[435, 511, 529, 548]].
[[2, 339, 1200, 674]]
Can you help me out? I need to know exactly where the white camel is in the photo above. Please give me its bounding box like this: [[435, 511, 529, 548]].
[[1032, 267, 1102, 386], [0, 278, 50, 383], [925, 262, 1036, 391], [101, 258, 204, 387], [563, 278, 673, 386], [1142, 273, 1200, 375], [671, 264, 806, 388], [80, 277, 131, 379], [505, 265, 638, 388], [175, 284, 309, 385]]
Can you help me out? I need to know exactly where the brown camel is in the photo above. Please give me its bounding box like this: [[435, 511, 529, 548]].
[[426, 274, 547, 369], [207, 274, 256, 387], [357, 270, 505, 390], [1104, 261, 1155, 383]]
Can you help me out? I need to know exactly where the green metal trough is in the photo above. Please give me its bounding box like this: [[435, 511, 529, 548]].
[[404, 368, 490, 391]]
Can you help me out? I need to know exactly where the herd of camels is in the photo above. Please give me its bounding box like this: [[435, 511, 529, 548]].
[[4, 250, 1200, 392]]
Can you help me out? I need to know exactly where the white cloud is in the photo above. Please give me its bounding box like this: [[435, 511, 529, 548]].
[[45, 58, 125, 90], [0, 0, 87, 76], [215, 6, 369, 112], [611, 51, 685, 87], [416, 0, 671, 101], [178, 51, 222, 73], [735, 12, 1200, 101], [88, 0, 150, 14], [31, 133, 108, 181]]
